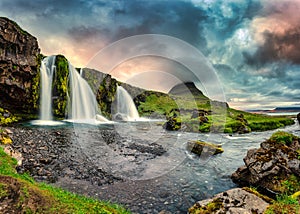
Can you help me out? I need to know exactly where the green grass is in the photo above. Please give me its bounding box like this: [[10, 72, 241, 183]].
[[254, 133, 300, 214], [265, 194, 300, 214], [0, 146, 130, 214], [269, 131, 298, 145], [137, 92, 294, 133]]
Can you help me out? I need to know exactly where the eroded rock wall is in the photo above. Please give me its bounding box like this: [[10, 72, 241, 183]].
[[0, 17, 40, 112]]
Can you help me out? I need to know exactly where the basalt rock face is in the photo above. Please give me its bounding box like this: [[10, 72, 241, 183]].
[[0, 17, 40, 112]]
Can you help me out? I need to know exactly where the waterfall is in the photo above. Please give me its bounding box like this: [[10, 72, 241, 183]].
[[68, 63, 108, 122], [35, 55, 109, 124], [114, 86, 140, 121], [39, 55, 56, 120]]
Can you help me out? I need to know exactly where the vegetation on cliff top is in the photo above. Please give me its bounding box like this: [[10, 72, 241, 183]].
[[0, 146, 130, 214]]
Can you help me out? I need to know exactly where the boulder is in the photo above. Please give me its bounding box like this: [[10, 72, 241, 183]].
[[0, 17, 40, 112], [231, 131, 300, 197], [187, 140, 224, 157], [188, 188, 269, 214], [297, 113, 300, 124]]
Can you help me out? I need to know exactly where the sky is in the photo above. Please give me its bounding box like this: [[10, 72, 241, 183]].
[[1, 0, 300, 110]]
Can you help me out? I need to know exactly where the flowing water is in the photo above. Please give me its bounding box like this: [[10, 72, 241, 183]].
[[33, 56, 109, 125], [32, 56, 300, 212], [114, 86, 140, 121], [39, 55, 56, 121], [64, 120, 300, 213], [68, 62, 107, 122]]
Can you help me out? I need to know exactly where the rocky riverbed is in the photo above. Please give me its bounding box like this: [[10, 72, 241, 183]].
[[3, 122, 300, 213], [9, 123, 170, 183]]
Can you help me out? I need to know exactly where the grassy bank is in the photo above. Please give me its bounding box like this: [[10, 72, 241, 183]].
[[137, 91, 295, 133], [0, 146, 130, 214]]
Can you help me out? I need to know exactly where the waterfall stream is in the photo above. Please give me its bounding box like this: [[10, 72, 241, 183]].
[[114, 86, 140, 121], [39, 55, 56, 121]]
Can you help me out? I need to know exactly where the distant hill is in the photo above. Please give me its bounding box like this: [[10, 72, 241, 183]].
[[274, 107, 300, 112], [168, 82, 207, 98], [248, 106, 300, 114]]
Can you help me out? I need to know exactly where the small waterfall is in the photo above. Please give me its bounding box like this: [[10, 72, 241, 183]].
[[68, 63, 108, 122], [114, 86, 140, 121], [39, 55, 56, 120]]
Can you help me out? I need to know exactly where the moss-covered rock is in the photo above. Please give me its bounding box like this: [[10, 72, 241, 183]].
[[188, 188, 269, 214], [29, 54, 44, 111], [187, 140, 224, 156], [232, 131, 300, 198], [96, 74, 119, 119], [0, 127, 13, 145], [52, 55, 69, 118], [225, 113, 251, 134], [163, 108, 181, 130], [0, 108, 19, 126]]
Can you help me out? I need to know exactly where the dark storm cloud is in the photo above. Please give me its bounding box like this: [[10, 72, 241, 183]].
[[110, 0, 208, 48], [1, 0, 299, 108], [68, 25, 109, 42], [245, 29, 300, 66]]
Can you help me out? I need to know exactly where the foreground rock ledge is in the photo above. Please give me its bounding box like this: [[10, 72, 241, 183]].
[[188, 188, 269, 214]]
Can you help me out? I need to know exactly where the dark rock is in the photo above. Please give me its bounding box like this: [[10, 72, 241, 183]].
[[186, 140, 224, 157], [163, 116, 181, 131], [188, 188, 269, 214], [231, 132, 300, 197], [0, 17, 40, 112], [113, 113, 128, 121], [128, 142, 166, 156], [297, 113, 300, 124], [163, 109, 182, 131]]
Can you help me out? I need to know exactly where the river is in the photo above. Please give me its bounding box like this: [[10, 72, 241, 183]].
[[44, 119, 300, 213]]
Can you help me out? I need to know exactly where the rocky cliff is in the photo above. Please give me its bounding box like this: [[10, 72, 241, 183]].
[[0, 17, 40, 112]]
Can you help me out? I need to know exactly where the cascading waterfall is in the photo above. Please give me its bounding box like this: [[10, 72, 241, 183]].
[[35, 55, 109, 124], [114, 86, 140, 121], [68, 63, 109, 122], [39, 55, 56, 121]]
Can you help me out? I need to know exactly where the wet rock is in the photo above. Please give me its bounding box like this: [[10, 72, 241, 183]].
[[188, 188, 269, 214], [187, 140, 224, 157], [163, 116, 181, 131], [128, 142, 166, 156], [297, 113, 300, 124], [10, 127, 122, 185]]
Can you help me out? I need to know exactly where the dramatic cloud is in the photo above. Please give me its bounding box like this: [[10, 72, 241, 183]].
[[0, 0, 299, 109], [247, 0, 300, 65]]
